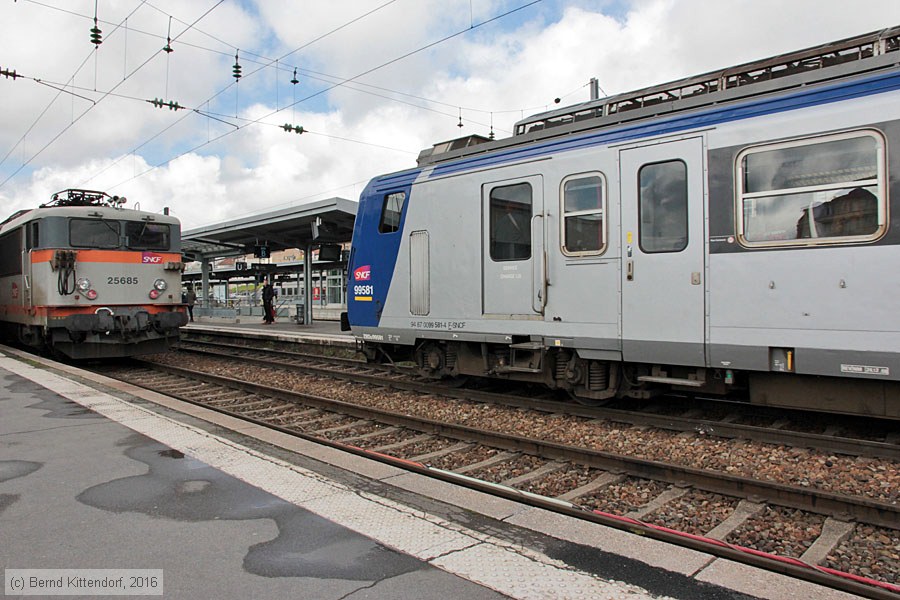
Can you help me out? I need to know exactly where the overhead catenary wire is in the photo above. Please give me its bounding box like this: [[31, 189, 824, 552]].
[[14, 0, 545, 183], [0, 0, 226, 190], [27, 60, 521, 151], [266, 0, 547, 119], [104, 0, 547, 150], [0, 0, 149, 173], [75, 0, 404, 188], [17, 72, 477, 142], [98, 0, 546, 193], [5, 0, 549, 210]]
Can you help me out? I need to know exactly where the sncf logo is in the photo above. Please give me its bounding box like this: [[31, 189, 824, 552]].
[[142, 252, 163, 264], [354, 265, 371, 281]]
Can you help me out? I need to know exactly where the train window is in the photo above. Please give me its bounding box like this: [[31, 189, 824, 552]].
[[69, 218, 120, 248], [736, 131, 886, 246], [490, 182, 532, 261], [0, 229, 22, 277], [126, 221, 170, 250], [26, 221, 39, 250], [379, 192, 406, 233], [561, 174, 605, 256], [639, 160, 688, 253]]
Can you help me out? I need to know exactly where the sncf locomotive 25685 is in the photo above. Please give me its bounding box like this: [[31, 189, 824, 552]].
[[0, 189, 187, 359], [344, 26, 900, 419]]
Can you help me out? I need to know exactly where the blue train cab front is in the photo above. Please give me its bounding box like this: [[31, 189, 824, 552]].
[[343, 170, 419, 331]]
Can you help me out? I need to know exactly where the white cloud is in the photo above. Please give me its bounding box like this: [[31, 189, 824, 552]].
[[1, 0, 899, 231]]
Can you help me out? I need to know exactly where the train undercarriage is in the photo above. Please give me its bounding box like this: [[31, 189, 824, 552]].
[[363, 339, 900, 419], [6, 308, 186, 360]]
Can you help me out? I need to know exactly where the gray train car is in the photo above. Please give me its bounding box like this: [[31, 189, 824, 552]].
[[0, 189, 187, 359], [345, 27, 900, 418]]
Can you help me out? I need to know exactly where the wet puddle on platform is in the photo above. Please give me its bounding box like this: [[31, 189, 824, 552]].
[[77, 433, 424, 580]]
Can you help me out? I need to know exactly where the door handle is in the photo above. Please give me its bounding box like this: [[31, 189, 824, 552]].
[[531, 214, 546, 314], [626, 259, 634, 281]]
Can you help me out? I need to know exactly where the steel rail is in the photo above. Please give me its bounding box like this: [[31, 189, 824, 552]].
[[116, 359, 899, 600], [178, 336, 368, 365], [138, 360, 899, 529], [175, 343, 900, 461]]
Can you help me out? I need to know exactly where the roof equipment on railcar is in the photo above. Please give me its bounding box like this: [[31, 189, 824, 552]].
[[42, 188, 126, 209]]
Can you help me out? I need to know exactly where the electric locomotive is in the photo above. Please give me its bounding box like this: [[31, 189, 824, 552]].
[[0, 189, 188, 359], [344, 26, 900, 419]]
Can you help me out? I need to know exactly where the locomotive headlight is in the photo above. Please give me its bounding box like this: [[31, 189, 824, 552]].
[[76, 278, 92, 293], [153, 278, 168, 291]]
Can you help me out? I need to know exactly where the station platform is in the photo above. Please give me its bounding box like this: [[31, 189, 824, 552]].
[[183, 318, 355, 352], [0, 347, 860, 600]]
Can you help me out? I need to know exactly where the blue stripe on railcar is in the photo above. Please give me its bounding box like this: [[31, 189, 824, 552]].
[[347, 170, 420, 328], [428, 69, 900, 179]]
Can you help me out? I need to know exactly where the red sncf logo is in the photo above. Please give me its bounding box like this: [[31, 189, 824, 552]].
[[142, 252, 163, 264], [354, 265, 371, 281]]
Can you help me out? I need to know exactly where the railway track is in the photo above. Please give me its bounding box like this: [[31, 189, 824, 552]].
[[176, 337, 900, 461], [94, 350, 900, 599]]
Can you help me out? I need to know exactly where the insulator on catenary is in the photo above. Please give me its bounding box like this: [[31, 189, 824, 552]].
[[232, 52, 242, 80], [147, 98, 183, 111]]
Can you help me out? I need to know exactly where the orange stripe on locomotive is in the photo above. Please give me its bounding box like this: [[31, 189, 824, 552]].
[[3, 305, 182, 317], [30, 250, 183, 264]]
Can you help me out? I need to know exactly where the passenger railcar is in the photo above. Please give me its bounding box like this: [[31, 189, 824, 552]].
[[0, 189, 188, 359], [345, 27, 900, 419]]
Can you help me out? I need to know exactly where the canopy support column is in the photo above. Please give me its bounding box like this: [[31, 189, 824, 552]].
[[304, 244, 313, 324], [200, 258, 211, 308]]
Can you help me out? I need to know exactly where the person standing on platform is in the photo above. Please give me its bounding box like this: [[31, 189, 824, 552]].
[[185, 286, 197, 322], [262, 279, 275, 324]]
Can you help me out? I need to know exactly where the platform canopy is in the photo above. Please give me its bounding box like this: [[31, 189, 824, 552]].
[[181, 197, 358, 262]]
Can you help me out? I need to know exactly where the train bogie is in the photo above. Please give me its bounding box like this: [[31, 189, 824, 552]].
[[345, 27, 900, 419]]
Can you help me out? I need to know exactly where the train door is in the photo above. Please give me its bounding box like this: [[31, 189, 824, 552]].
[[482, 175, 545, 317], [619, 138, 706, 365]]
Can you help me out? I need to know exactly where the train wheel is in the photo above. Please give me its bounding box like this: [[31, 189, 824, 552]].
[[16, 324, 43, 349], [416, 342, 446, 378]]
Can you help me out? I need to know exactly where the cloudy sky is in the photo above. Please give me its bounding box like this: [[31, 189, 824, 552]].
[[1, 0, 898, 231]]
